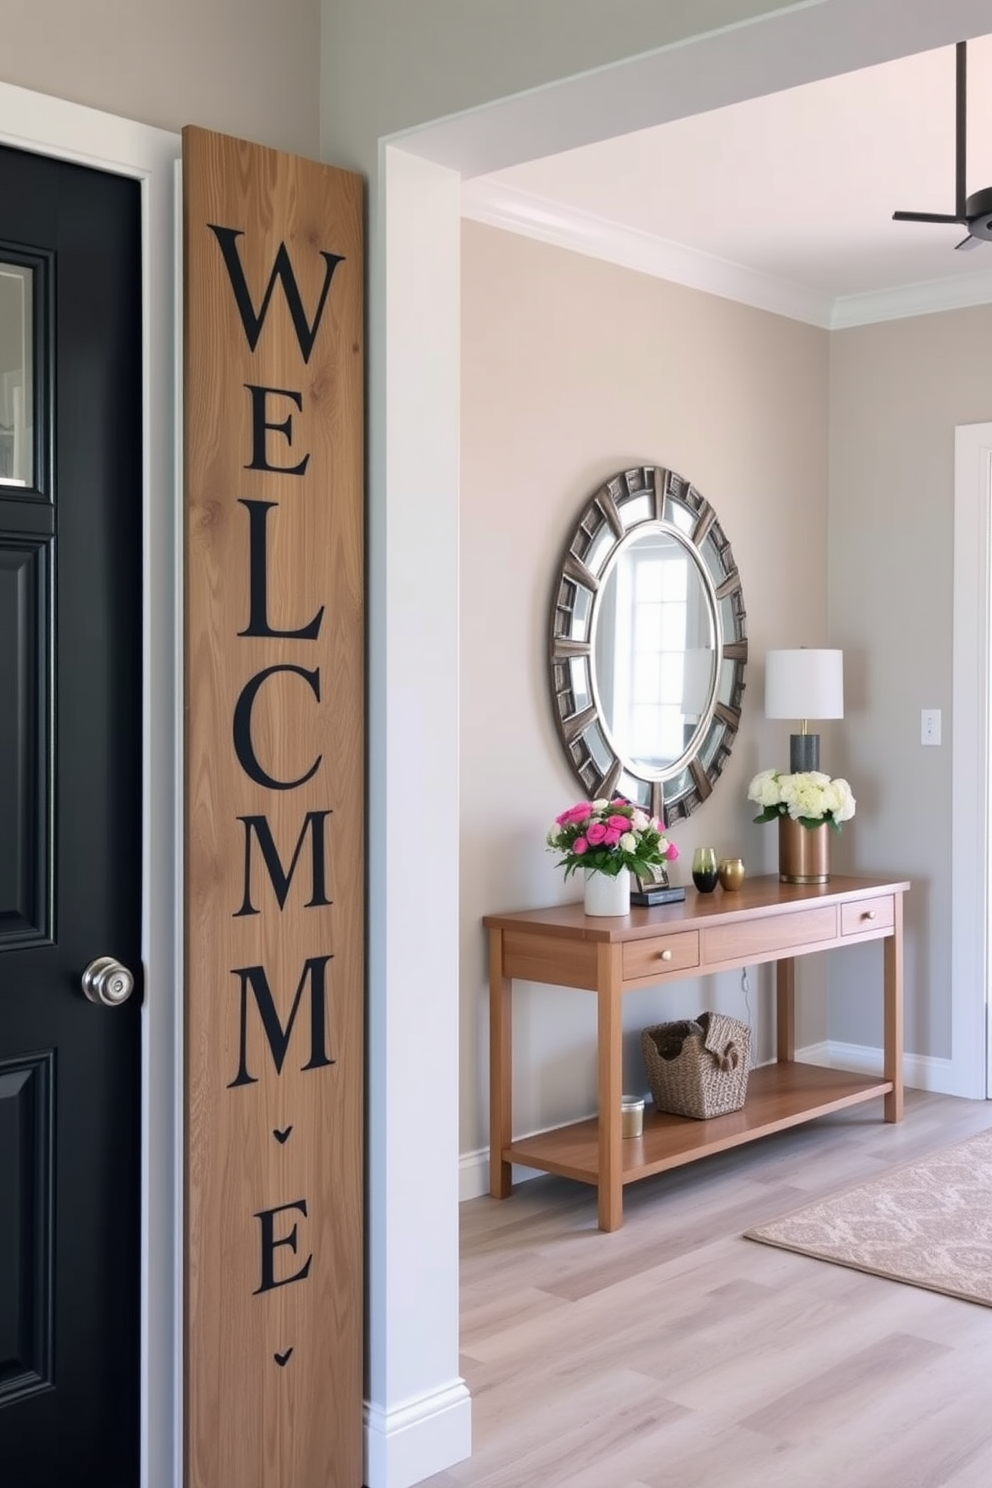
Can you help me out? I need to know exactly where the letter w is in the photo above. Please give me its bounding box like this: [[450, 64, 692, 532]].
[[235, 811, 332, 917], [228, 956, 334, 1088], [208, 225, 344, 365]]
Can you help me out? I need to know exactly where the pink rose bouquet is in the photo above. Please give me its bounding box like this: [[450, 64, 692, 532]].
[[546, 797, 678, 880]]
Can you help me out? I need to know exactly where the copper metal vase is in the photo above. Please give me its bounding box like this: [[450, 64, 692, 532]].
[[778, 815, 830, 884]]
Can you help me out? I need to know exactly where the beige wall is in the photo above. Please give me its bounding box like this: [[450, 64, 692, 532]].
[[828, 305, 992, 1060], [460, 220, 832, 1154], [0, 0, 320, 155]]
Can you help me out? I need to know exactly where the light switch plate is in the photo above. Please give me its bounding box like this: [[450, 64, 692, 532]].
[[921, 708, 941, 746]]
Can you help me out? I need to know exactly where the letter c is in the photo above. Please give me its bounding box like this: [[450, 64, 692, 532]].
[[233, 665, 322, 790]]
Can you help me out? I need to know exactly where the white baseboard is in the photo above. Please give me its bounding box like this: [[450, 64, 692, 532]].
[[459, 1042, 980, 1203], [459, 1110, 602, 1202], [365, 1380, 471, 1488], [796, 1039, 969, 1097], [460, 1145, 549, 1201]]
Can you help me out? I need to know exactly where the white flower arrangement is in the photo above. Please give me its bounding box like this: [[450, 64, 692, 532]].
[[747, 768, 856, 832]]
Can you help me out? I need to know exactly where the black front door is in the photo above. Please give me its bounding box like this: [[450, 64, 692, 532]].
[[0, 145, 142, 1486]]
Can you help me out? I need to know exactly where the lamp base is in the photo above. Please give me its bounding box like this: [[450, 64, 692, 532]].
[[789, 733, 820, 773]]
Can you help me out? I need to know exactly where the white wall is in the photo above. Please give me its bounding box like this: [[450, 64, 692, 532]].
[[459, 220, 833, 1157]]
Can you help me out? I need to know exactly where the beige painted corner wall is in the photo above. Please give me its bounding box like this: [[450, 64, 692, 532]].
[[460, 220, 832, 1156], [827, 305, 992, 1062], [0, 0, 320, 155]]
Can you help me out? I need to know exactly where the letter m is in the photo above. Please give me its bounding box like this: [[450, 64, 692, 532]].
[[228, 956, 334, 1088], [208, 225, 344, 365], [235, 811, 332, 917]]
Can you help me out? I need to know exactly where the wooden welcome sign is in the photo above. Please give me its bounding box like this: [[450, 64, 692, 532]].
[[182, 127, 363, 1488]]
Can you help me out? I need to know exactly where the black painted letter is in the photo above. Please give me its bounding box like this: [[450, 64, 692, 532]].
[[232, 664, 322, 789], [228, 955, 335, 1088], [254, 1200, 313, 1294], [244, 385, 310, 475], [235, 810, 333, 917], [208, 225, 343, 364], [238, 500, 324, 639]]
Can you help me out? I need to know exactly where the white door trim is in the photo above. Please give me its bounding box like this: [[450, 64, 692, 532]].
[[0, 81, 181, 1488], [952, 422, 992, 1102]]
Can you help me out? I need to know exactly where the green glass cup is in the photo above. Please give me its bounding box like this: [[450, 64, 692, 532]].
[[691, 846, 718, 893]]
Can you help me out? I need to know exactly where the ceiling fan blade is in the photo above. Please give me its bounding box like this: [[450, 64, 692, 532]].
[[892, 210, 966, 223], [955, 233, 982, 250]]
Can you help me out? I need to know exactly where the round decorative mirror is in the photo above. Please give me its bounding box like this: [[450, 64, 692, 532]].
[[549, 465, 747, 822]]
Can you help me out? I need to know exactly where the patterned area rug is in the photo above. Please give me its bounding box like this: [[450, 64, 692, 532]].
[[745, 1127, 992, 1306]]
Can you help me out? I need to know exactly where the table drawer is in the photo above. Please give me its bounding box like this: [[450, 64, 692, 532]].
[[842, 895, 894, 936], [703, 906, 838, 964], [623, 931, 700, 981]]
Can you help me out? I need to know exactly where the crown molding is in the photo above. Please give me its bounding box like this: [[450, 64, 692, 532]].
[[460, 177, 834, 327], [830, 268, 992, 328], [461, 177, 992, 331]]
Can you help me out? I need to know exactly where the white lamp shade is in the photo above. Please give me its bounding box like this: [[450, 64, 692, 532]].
[[765, 649, 844, 721]]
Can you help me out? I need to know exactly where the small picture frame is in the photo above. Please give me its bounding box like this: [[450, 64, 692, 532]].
[[635, 864, 671, 893]]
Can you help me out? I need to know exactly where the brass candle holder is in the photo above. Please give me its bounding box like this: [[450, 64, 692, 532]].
[[717, 857, 746, 891]]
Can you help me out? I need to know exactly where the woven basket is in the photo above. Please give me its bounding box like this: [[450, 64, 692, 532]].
[[640, 1012, 751, 1119]]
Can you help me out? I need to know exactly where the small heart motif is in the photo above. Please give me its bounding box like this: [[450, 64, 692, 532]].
[[274, 1349, 294, 1367], [273, 1127, 293, 1144]]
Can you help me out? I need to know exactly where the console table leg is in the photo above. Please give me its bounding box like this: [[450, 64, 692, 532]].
[[596, 944, 624, 1232], [884, 896, 904, 1122], [488, 929, 514, 1198], [776, 958, 796, 1063]]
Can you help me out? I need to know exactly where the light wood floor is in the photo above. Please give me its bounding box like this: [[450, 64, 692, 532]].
[[421, 1090, 992, 1488]]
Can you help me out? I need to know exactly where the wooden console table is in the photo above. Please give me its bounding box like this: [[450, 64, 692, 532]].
[[484, 875, 909, 1231]]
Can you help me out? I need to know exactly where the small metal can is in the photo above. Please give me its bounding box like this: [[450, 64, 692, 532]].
[[621, 1094, 645, 1138]]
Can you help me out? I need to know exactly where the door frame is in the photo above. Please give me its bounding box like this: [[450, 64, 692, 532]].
[[953, 422, 992, 1100], [0, 82, 181, 1488]]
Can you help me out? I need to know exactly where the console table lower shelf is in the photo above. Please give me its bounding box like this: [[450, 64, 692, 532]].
[[503, 1061, 893, 1188], [485, 875, 908, 1231]]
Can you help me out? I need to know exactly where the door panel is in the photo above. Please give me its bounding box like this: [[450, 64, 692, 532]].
[[0, 535, 51, 945], [0, 145, 142, 1487], [0, 1050, 53, 1404]]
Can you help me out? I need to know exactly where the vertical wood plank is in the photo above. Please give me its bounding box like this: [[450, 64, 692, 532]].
[[183, 126, 363, 1488]]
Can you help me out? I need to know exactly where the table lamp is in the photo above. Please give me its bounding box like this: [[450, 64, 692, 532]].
[[765, 648, 843, 773]]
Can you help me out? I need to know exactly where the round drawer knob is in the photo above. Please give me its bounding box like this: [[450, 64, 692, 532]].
[[865, 910, 877, 921], [659, 949, 673, 962]]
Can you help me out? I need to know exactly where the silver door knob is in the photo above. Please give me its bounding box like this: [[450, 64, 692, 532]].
[[81, 955, 135, 1007]]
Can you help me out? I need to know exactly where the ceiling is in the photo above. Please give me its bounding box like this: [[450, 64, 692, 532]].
[[462, 32, 992, 328]]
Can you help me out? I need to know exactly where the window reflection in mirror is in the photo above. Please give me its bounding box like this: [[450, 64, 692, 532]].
[[593, 527, 716, 776], [0, 263, 32, 487]]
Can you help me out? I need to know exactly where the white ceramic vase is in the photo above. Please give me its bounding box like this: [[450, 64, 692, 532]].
[[583, 869, 630, 917]]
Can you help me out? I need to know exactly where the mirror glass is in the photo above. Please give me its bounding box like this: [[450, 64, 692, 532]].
[[549, 465, 747, 823], [593, 526, 716, 778]]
